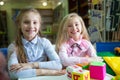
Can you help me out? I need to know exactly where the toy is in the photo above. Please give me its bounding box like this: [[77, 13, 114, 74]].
[[66, 65, 90, 80], [66, 65, 82, 80], [89, 61, 106, 80], [76, 63, 89, 70], [111, 75, 120, 80], [114, 47, 120, 56], [72, 70, 90, 80]]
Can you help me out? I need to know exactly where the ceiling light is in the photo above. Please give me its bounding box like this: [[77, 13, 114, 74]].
[[42, 2, 47, 6], [57, 2, 62, 5], [0, 1, 4, 5]]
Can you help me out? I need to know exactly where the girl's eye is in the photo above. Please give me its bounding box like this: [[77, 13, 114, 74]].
[[24, 21, 29, 24], [75, 23, 78, 26], [68, 25, 72, 27], [33, 21, 37, 24]]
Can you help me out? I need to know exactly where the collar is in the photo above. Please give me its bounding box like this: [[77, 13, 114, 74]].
[[67, 35, 83, 47], [22, 36, 38, 45]]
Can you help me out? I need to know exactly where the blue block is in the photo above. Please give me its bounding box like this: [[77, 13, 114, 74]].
[[96, 42, 120, 52]]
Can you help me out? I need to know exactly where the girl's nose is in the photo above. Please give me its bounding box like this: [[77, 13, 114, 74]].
[[29, 22, 34, 28], [72, 25, 77, 30]]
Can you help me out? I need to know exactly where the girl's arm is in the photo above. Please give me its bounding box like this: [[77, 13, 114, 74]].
[[8, 52, 36, 79], [85, 40, 97, 57], [58, 44, 102, 67], [38, 39, 62, 70], [59, 47, 89, 66], [8, 52, 65, 79], [36, 69, 66, 76]]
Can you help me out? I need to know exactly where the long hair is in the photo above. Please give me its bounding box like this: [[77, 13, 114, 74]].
[[55, 13, 90, 52], [15, 8, 42, 63]]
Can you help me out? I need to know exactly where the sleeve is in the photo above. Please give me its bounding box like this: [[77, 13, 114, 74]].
[[38, 38, 62, 70], [58, 44, 92, 67], [8, 52, 36, 79], [7, 43, 15, 60], [85, 40, 97, 57]]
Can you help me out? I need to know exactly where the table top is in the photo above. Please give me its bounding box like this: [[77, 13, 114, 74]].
[[18, 73, 113, 80]]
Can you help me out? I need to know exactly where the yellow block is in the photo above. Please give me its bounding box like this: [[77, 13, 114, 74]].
[[72, 70, 90, 80], [103, 57, 120, 75]]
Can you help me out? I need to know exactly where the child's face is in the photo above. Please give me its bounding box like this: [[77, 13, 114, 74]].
[[67, 17, 81, 40], [20, 12, 40, 40]]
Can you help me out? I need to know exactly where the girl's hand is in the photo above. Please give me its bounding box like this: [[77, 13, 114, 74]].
[[10, 63, 32, 72], [54, 69, 66, 76], [95, 57, 104, 62], [88, 57, 103, 62]]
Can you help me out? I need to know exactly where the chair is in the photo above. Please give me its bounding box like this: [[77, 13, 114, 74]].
[[0, 48, 8, 58]]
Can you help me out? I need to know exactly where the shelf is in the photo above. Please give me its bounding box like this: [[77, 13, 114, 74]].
[[0, 11, 8, 48], [80, 2, 88, 8], [68, 0, 89, 27], [38, 9, 53, 16], [37, 9, 53, 32], [37, 9, 56, 43], [69, 5, 78, 12], [42, 16, 53, 23]]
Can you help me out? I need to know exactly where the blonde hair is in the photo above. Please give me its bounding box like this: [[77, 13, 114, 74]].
[[55, 13, 90, 52], [15, 8, 42, 63]]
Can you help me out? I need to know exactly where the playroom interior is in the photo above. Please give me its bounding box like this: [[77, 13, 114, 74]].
[[0, 0, 120, 80]]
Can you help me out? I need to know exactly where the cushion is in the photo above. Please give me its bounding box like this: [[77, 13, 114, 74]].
[[97, 52, 116, 76]]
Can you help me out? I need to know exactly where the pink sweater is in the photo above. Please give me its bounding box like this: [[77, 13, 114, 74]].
[[59, 37, 97, 66]]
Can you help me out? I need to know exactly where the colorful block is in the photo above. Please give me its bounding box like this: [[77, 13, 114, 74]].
[[89, 61, 106, 80], [66, 65, 82, 80], [66, 65, 90, 80], [72, 70, 90, 80]]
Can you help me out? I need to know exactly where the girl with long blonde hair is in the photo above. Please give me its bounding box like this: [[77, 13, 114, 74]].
[[55, 13, 103, 67]]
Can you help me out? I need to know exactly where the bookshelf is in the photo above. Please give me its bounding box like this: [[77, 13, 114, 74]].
[[38, 9, 55, 43], [0, 11, 8, 48], [88, 0, 106, 43], [38, 9, 53, 33], [88, 0, 120, 42], [68, 0, 89, 27]]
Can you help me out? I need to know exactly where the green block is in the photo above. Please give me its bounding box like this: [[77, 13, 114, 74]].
[[90, 61, 105, 66]]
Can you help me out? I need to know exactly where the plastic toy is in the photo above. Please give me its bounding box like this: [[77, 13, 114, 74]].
[[89, 61, 106, 80], [111, 75, 120, 80], [114, 47, 120, 56]]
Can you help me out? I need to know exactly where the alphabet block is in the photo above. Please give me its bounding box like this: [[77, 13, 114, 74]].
[[66, 65, 90, 80], [72, 70, 90, 80]]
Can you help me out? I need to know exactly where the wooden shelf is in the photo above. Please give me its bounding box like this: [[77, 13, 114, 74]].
[[0, 11, 8, 47], [68, 0, 89, 27], [80, 2, 88, 7], [37, 9, 55, 43], [69, 5, 78, 12]]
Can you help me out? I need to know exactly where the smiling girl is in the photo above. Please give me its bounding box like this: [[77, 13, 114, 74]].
[[55, 13, 103, 67], [8, 8, 65, 79]]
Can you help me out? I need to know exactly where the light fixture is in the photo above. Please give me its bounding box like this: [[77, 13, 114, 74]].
[[42, 2, 47, 6], [0, 1, 4, 6], [57, 2, 62, 5]]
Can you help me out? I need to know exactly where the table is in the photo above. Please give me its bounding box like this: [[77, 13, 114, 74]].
[[18, 73, 113, 80]]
